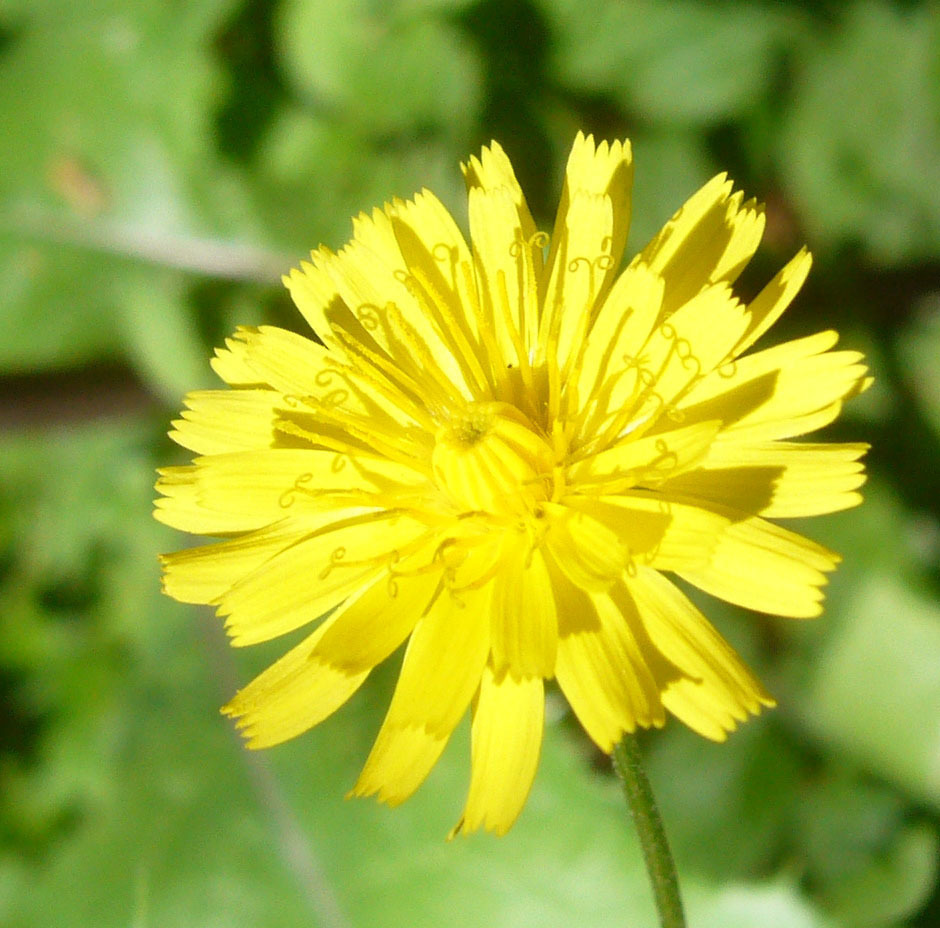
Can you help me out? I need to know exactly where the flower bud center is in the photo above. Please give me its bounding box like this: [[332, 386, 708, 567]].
[[432, 402, 555, 515]]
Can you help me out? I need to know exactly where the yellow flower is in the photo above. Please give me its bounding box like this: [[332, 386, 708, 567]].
[[156, 133, 870, 836]]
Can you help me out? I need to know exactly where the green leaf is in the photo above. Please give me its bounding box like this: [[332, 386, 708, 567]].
[[896, 293, 940, 441], [784, 480, 940, 810], [0, 0, 245, 231], [0, 0, 272, 377], [647, 720, 801, 880], [801, 571, 940, 809], [113, 269, 216, 404], [277, 0, 481, 137], [247, 110, 468, 255], [541, 0, 798, 124], [796, 772, 938, 928], [692, 879, 834, 928], [780, 1, 940, 263], [0, 235, 124, 372], [822, 822, 938, 928], [0, 419, 179, 850]]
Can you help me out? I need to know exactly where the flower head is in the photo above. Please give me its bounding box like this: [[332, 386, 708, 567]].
[[156, 134, 870, 835]]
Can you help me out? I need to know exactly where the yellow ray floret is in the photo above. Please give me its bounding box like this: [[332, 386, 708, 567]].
[[453, 667, 544, 837], [156, 133, 869, 836]]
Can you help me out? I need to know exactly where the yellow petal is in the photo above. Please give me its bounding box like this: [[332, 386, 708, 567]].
[[350, 719, 448, 807], [569, 420, 720, 491], [626, 569, 773, 740], [330, 206, 472, 398], [542, 502, 627, 591], [490, 545, 557, 678], [540, 133, 633, 369], [312, 547, 443, 672], [547, 133, 633, 293], [465, 185, 539, 371], [169, 389, 280, 455], [155, 466, 246, 535], [453, 667, 544, 836], [350, 581, 491, 806], [211, 335, 265, 386], [222, 613, 370, 749], [214, 326, 331, 397], [640, 173, 730, 271], [674, 501, 840, 617], [662, 440, 868, 518], [680, 330, 869, 441], [724, 360, 867, 443], [562, 493, 726, 572], [570, 262, 665, 432], [640, 175, 764, 314], [462, 141, 539, 246], [216, 511, 434, 645], [711, 194, 766, 285], [160, 521, 309, 604], [636, 282, 749, 409], [464, 141, 542, 366], [539, 188, 613, 361], [382, 581, 491, 735], [189, 448, 428, 523], [681, 329, 835, 408], [542, 546, 600, 637], [555, 586, 665, 752], [286, 251, 434, 420], [274, 388, 432, 468], [388, 190, 491, 396], [283, 255, 360, 346], [222, 316, 429, 437], [734, 248, 812, 355]]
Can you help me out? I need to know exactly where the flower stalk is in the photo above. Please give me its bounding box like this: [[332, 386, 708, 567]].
[[612, 734, 686, 928]]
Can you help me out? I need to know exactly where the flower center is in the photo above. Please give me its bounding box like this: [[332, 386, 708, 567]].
[[432, 402, 556, 516]]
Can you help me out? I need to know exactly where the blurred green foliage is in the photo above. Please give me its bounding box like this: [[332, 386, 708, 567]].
[[1, 0, 938, 925]]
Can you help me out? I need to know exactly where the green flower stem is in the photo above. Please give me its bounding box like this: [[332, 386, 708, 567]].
[[611, 733, 686, 928]]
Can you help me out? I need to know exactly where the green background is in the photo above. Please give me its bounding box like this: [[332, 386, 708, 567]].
[[1, 1, 939, 925]]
